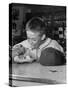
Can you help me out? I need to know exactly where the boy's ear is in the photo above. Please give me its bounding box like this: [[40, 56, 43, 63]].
[[41, 34, 46, 40]]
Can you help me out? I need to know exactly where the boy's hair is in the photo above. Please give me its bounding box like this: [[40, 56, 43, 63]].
[[26, 17, 47, 35]]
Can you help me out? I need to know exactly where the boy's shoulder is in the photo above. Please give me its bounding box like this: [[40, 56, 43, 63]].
[[39, 38, 64, 53]]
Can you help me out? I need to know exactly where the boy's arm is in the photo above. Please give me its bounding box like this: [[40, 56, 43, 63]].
[[14, 55, 34, 63], [13, 48, 36, 63]]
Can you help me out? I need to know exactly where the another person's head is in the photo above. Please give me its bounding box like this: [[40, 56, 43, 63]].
[[25, 17, 47, 47]]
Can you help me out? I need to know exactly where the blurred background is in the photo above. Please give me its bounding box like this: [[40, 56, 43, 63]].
[[9, 3, 66, 53]]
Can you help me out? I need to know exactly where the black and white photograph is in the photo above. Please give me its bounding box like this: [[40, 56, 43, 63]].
[[9, 3, 66, 87]]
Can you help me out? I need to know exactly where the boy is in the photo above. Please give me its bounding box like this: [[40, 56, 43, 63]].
[[12, 17, 66, 66]]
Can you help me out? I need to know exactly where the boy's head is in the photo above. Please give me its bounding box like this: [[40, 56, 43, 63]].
[[25, 17, 47, 47]]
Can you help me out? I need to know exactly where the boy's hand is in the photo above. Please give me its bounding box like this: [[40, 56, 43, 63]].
[[24, 49, 36, 60], [12, 44, 26, 58]]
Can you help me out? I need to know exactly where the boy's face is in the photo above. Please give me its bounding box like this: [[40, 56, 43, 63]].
[[26, 30, 42, 47]]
